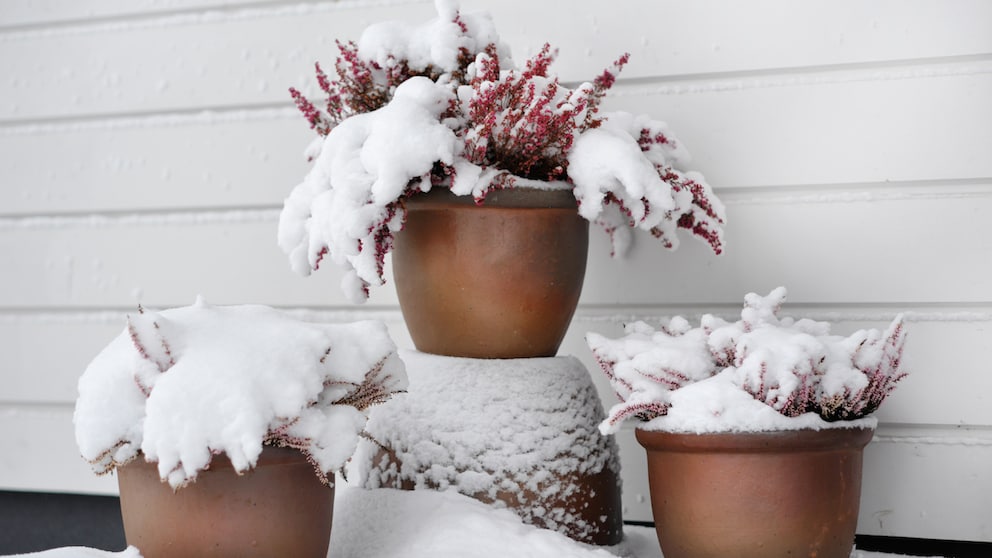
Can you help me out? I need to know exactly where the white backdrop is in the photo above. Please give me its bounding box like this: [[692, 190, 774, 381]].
[[1, 0, 990, 542]]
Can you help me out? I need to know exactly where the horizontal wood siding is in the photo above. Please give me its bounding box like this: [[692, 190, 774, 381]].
[[1, 0, 989, 542]]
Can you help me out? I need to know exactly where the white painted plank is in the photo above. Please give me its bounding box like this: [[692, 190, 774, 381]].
[[580, 192, 992, 306], [603, 64, 992, 190], [0, 404, 118, 495], [2, 0, 990, 121], [0, 216, 388, 309], [860, 426, 992, 541], [0, 110, 313, 216], [1, 193, 989, 307], [4, 310, 989, 428], [0, 0, 280, 28], [2, 71, 991, 216], [0, 318, 123, 405]]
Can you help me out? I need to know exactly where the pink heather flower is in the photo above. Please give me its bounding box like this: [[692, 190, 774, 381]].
[[281, 4, 726, 302]]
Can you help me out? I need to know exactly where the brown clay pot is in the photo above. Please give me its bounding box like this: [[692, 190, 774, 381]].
[[117, 446, 334, 558], [635, 427, 874, 558], [368, 445, 623, 545], [359, 352, 623, 545], [392, 187, 589, 359]]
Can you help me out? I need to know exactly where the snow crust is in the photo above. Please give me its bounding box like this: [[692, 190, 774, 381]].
[[73, 300, 407, 488], [351, 350, 620, 540], [591, 287, 904, 434]]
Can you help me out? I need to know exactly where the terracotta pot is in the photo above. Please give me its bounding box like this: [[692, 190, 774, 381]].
[[117, 446, 334, 558], [360, 352, 623, 545], [368, 446, 623, 545], [392, 187, 589, 359], [635, 427, 874, 558]]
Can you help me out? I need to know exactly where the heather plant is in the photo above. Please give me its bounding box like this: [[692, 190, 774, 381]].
[[589, 287, 908, 434], [75, 300, 407, 488], [279, 0, 726, 302]]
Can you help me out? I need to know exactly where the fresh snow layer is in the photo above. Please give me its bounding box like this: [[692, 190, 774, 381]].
[[0, 494, 947, 558], [645, 369, 877, 434], [278, 0, 725, 301], [73, 300, 407, 488], [351, 350, 620, 540], [328, 485, 935, 558], [591, 287, 903, 434], [330, 485, 628, 558]]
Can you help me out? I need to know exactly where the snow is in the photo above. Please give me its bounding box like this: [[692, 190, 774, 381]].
[[279, 76, 460, 302], [567, 110, 721, 255], [73, 300, 407, 489], [329, 485, 626, 558], [357, 1, 509, 74], [0, 488, 947, 558], [591, 287, 905, 434], [329, 486, 944, 558], [277, 0, 725, 302], [350, 350, 620, 542]]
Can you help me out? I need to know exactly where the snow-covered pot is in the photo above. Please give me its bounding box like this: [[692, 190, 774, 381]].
[[74, 302, 407, 558], [635, 426, 874, 558], [355, 351, 623, 545], [277, 4, 726, 318], [392, 186, 588, 358], [118, 446, 333, 558], [589, 288, 908, 558]]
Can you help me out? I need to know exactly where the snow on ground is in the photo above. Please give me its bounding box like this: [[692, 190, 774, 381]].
[[352, 350, 620, 542], [0, 486, 947, 558], [329, 484, 943, 558]]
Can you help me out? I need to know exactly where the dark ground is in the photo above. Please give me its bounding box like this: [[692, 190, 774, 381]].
[[0, 491, 125, 555]]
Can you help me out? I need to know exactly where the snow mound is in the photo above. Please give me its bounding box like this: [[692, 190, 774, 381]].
[[329, 484, 921, 557], [351, 350, 622, 543], [74, 300, 407, 489], [331, 485, 632, 558]]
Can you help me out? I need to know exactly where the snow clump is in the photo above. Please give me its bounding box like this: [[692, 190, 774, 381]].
[[589, 287, 907, 435], [74, 299, 407, 489]]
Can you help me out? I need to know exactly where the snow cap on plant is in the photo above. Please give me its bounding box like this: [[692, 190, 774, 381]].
[[74, 299, 407, 489], [279, 0, 726, 302], [589, 287, 907, 434]]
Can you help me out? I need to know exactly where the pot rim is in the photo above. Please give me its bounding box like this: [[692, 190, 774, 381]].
[[128, 444, 316, 475], [634, 426, 875, 454], [403, 185, 579, 210]]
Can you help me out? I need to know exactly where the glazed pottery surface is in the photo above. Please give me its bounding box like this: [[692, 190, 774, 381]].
[[392, 187, 589, 359], [118, 445, 334, 558], [635, 427, 874, 558]]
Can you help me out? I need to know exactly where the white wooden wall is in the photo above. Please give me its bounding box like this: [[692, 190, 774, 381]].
[[2, 0, 990, 543]]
